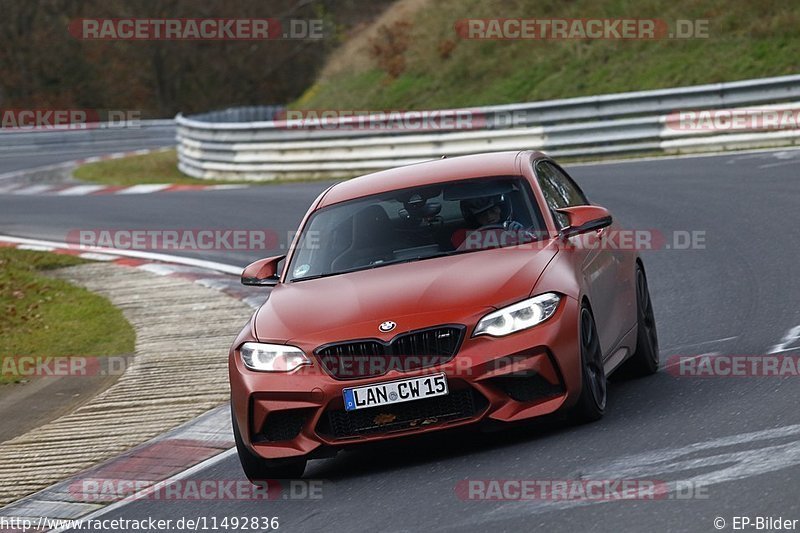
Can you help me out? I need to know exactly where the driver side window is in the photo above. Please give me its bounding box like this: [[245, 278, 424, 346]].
[[535, 161, 588, 229]]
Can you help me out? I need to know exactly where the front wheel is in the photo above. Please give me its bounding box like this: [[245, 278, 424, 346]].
[[573, 305, 607, 422], [231, 402, 307, 482]]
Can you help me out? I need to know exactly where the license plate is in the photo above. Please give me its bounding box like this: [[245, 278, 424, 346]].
[[343, 373, 448, 411]]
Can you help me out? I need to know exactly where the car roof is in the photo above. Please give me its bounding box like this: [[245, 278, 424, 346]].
[[317, 150, 546, 208]]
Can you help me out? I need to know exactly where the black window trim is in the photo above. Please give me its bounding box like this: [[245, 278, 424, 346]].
[[534, 159, 590, 205], [532, 157, 591, 230]]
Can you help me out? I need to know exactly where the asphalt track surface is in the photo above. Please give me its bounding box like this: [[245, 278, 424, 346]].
[[1, 145, 799, 532]]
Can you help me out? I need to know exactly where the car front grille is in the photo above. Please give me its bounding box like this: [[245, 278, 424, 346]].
[[315, 325, 465, 379], [316, 387, 487, 440]]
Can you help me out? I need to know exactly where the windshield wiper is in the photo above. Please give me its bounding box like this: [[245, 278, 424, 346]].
[[290, 271, 340, 282], [291, 250, 469, 282], [355, 249, 473, 270]]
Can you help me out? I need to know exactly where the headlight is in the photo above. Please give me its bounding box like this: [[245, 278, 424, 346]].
[[239, 342, 311, 372], [474, 293, 561, 337]]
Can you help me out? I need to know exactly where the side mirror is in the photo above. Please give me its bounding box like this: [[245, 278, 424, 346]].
[[241, 255, 285, 286], [556, 205, 613, 240]]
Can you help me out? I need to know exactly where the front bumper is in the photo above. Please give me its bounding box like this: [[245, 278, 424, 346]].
[[229, 296, 582, 460]]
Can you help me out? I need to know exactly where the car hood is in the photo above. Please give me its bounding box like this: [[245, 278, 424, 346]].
[[254, 241, 558, 345]]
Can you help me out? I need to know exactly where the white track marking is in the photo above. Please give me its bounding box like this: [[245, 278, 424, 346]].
[[769, 326, 800, 354], [472, 423, 800, 524], [770, 346, 800, 354], [56, 185, 106, 196], [115, 184, 171, 194], [77, 252, 119, 261], [136, 263, 181, 276], [0, 235, 242, 275], [0, 147, 172, 183], [210, 184, 249, 190], [660, 336, 738, 353], [16, 244, 56, 252], [758, 160, 800, 169]]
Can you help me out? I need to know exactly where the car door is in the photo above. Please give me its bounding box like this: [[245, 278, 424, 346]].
[[534, 160, 621, 358]]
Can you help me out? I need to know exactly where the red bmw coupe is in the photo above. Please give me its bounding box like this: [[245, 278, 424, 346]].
[[229, 151, 659, 479]]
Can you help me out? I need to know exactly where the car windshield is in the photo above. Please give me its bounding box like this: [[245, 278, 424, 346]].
[[287, 176, 546, 281]]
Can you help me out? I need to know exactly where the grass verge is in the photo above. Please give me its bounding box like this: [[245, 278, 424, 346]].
[[72, 149, 212, 186], [0, 248, 135, 384], [71, 149, 342, 186]]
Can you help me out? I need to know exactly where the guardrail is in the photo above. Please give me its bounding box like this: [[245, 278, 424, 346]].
[[0, 120, 176, 154], [170, 74, 798, 180]]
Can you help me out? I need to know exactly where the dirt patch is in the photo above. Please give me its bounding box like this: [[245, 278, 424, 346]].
[[0, 355, 133, 443], [316, 0, 431, 81]]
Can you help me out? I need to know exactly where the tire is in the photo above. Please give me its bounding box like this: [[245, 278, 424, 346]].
[[623, 264, 660, 377], [573, 304, 607, 422], [231, 402, 307, 481]]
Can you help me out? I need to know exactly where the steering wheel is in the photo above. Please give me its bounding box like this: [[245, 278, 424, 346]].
[[474, 222, 539, 243], [475, 223, 507, 231]]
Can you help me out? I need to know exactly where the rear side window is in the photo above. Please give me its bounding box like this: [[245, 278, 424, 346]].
[[535, 160, 589, 228]]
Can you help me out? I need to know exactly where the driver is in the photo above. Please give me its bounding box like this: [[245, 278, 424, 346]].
[[452, 194, 532, 250], [460, 194, 523, 230]]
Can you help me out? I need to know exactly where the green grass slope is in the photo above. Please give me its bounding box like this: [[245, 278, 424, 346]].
[[0, 249, 135, 384], [296, 0, 799, 110]]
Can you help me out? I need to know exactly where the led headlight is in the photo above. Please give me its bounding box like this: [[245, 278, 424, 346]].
[[474, 293, 561, 337], [239, 342, 311, 372]]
